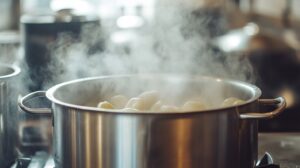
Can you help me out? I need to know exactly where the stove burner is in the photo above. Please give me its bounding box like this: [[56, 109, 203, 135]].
[[255, 152, 280, 168], [12, 152, 280, 168], [15, 158, 31, 168], [11, 152, 54, 168]]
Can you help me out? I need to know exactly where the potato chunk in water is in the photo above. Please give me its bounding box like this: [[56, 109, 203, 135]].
[[151, 101, 163, 111], [110, 95, 128, 109], [233, 99, 245, 105], [125, 97, 147, 110], [138, 90, 159, 109], [181, 101, 206, 111], [222, 97, 245, 107], [96, 91, 245, 112], [160, 105, 180, 112], [97, 101, 114, 109], [122, 108, 139, 112]]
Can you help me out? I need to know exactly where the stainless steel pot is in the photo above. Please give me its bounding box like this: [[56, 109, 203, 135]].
[[18, 75, 286, 168], [21, 9, 101, 91], [0, 64, 20, 167]]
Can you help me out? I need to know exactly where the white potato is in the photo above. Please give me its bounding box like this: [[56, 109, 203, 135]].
[[122, 108, 139, 112], [125, 97, 147, 110], [97, 101, 114, 109], [222, 97, 245, 107], [151, 101, 163, 111], [110, 95, 128, 109], [97, 90, 246, 113], [138, 90, 159, 109], [233, 99, 245, 105], [181, 101, 206, 111], [160, 105, 180, 112], [222, 97, 239, 107]]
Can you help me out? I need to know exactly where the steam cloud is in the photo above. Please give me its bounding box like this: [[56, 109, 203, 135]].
[[42, 1, 255, 90]]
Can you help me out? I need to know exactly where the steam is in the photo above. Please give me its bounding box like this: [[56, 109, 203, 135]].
[[32, 1, 255, 105], [44, 5, 254, 89]]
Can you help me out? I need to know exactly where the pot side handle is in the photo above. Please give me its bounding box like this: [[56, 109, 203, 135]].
[[18, 91, 52, 114], [240, 97, 286, 119]]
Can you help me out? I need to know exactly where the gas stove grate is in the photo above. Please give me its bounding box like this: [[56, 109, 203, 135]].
[[255, 152, 280, 168], [12, 152, 279, 168]]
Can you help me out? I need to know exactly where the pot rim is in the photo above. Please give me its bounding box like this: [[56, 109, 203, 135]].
[[0, 64, 20, 79], [46, 74, 262, 114]]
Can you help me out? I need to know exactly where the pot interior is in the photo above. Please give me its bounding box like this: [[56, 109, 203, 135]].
[[48, 75, 261, 112]]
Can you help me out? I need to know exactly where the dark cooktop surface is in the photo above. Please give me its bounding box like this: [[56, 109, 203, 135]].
[[258, 133, 300, 167], [12, 133, 300, 168]]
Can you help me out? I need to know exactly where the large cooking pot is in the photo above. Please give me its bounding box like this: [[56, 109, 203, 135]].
[[0, 64, 20, 167], [21, 9, 101, 91], [18, 75, 285, 168]]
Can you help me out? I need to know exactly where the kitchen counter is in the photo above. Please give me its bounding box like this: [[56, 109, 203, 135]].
[[258, 133, 300, 167]]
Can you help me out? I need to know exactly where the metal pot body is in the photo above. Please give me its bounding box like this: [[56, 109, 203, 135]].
[[0, 64, 20, 168], [53, 104, 251, 168], [18, 75, 285, 168]]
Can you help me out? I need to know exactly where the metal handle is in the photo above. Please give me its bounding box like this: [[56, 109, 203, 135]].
[[18, 91, 52, 114], [240, 97, 286, 119]]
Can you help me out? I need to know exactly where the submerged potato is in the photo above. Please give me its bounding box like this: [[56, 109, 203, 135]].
[[233, 99, 245, 105], [181, 101, 206, 111], [125, 97, 147, 110], [97, 90, 246, 112], [151, 101, 163, 111], [97, 101, 114, 109], [122, 108, 139, 112], [160, 105, 180, 112], [222, 97, 245, 107], [138, 90, 159, 109], [110, 95, 128, 109]]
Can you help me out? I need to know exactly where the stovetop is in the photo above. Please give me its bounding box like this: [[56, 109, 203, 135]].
[[11, 133, 300, 168], [11, 152, 54, 168], [11, 153, 279, 168], [258, 133, 300, 167]]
